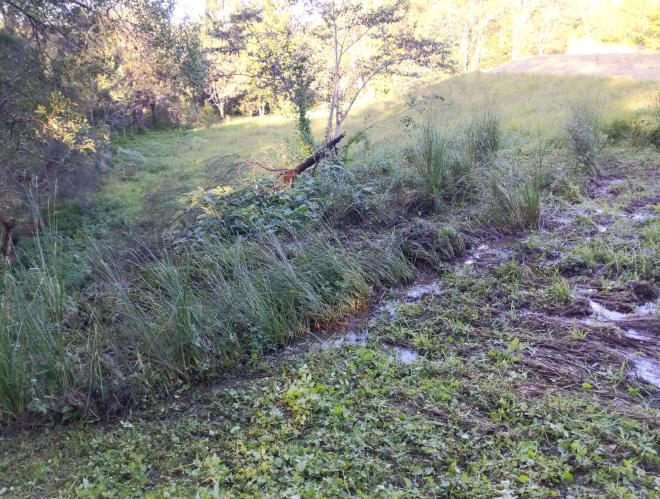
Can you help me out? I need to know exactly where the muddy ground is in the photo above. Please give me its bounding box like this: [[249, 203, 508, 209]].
[[0, 148, 658, 497]]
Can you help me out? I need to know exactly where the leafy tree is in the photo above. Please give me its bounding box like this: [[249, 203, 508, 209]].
[[209, 2, 318, 155], [308, 0, 452, 141], [0, 0, 208, 255]]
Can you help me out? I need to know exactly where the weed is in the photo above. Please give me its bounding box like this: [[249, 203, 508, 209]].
[[569, 327, 587, 341], [566, 101, 605, 175], [489, 163, 542, 231], [547, 277, 573, 304], [406, 116, 473, 201]]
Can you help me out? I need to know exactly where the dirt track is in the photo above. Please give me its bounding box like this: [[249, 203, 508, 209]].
[[490, 53, 660, 81]]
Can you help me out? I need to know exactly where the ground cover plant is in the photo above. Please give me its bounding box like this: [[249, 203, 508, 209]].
[[1, 142, 658, 496], [1, 68, 659, 497], [2, 0, 660, 495]]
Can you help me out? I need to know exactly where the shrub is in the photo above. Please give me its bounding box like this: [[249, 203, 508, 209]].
[[200, 102, 217, 128], [182, 178, 321, 241], [566, 103, 604, 175]]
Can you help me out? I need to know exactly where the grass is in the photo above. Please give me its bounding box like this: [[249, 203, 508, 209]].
[[406, 116, 473, 201], [0, 68, 659, 495], [2, 165, 659, 493], [4, 69, 657, 421], [489, 163, 542, 231], [80, 72, 658, 226], [0, 224, 416, 421], [565, 101, 605, 175]]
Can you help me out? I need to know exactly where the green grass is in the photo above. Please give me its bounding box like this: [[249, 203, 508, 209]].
[[1, 84, 658, 494], [0, 224, 417, 421], [2, 210, 658, 495], [94, 72, 658, 224]]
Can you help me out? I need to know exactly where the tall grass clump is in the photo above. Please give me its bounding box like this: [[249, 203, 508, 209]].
[[407, 116, 474, 202], [489, 163, 542, 232], [464, 108, 502, 166], [94, 228, 399, 399], [566, 101, 605, 175], [0, 260, 75, 420]]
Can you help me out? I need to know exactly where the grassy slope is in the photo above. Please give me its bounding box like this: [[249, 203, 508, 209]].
[[98, 72, 658, 223], [2, 71, 658, 497], [1, 145, 658, 497]]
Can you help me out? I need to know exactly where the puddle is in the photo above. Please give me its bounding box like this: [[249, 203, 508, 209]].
[[281, 272, 436, 365], [405, 281, 442, 299], [624, 329, 654, 342], [636, 299, 660, 316], [538, 287, 659, 387], [462, 243, 515, 266], [632, 213, 652, 222], [619, 210, 656, 223], [378, 272, 444, 316], [315, 330, 420, 365], [630, 356, 660, 389], [321, 329, 369, 348], [380, 301, 399, 317], [384, 344, 420, 364], [589, 300, 627, 321]]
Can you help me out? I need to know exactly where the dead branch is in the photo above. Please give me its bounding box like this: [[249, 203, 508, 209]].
[[279, 133, 345, 185]]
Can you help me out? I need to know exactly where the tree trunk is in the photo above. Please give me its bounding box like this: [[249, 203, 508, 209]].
[[470, 31, 483, 71], [459, 26, 470, 72], [151, 102, 157, 128], [0, 215, 16, 258], [325, 88, 337, 142]]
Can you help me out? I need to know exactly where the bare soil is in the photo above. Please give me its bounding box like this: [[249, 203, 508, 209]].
[[490, 53, 660, 81]]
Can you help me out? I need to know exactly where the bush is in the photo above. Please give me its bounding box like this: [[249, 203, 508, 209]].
[[200, 102, 218, 128], [182, 178, 321, 241], [406, 117, 474, 202], [566, 103, 604, 175]]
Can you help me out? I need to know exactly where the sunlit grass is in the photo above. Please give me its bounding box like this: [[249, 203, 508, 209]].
[[99, 71, 658, 221]]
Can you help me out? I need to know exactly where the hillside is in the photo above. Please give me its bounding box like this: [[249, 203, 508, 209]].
[[490, 53, 660, 80], [94, 72, 659, 227]]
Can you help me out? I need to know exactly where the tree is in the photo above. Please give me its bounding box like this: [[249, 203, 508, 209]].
[[508, 0, 541, 61], [210, 2, 318, 155], [0, 1, 108, 254], [0, 0, 208, 256], [308, 0, 452, 141]]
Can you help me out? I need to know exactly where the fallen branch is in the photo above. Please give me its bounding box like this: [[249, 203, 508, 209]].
[[279, 133, 345, 185]]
